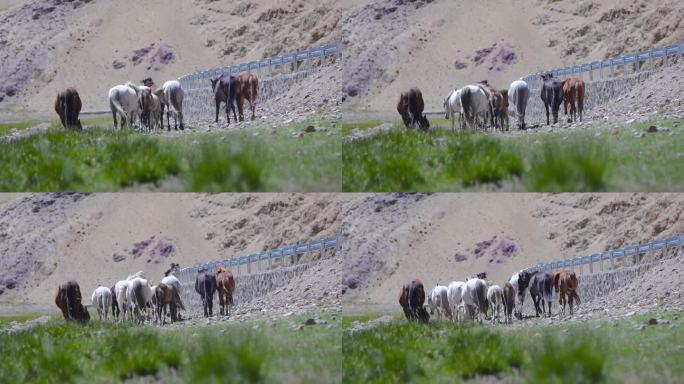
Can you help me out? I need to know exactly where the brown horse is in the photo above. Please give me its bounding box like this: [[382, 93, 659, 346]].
[[211, 75, 242, 124], [397, 88, 429, 130], [554, 270, 581, 315], [562, 77, 585, 123], [55, 280, 90, 323], [216, 266, 236, 316], [489, 89, 509, 131], [398, 279, 430, 323], [153, 283, 180, 324], [237, 73, 258, 121], [54, 88, 82, 130]]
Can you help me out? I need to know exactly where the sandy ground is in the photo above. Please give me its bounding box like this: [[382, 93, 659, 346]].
[[341, 193, 684, 309]]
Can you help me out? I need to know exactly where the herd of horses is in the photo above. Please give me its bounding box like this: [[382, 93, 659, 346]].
[[52, 72, 259, 132], [399, 269, 581, 325], [54, 263, 237, 325], [397, 73, 586, 132]]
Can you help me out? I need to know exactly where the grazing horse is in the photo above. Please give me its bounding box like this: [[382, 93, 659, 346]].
[[529, 272, 554, 317], [237, 73, 258, 121], [562, 77, 585, 123], [216, 266, 236, 316], [513, 270, 534, 319], [398, 279, 430, 323], [447, 281, 466, 322], [489, 89, 509, 131], [55, 281, 90, 323], [443, 88, 463, 131], [540, 73, 563, 125], [110, 285, 120, 321], [211, 75, 241, 125], [114, 280, 130, 321], [554, 270, 581, 315], [428, 285, 451, 320], [397, 88, 430, 130], [91, 286, 112, 321], [152, 283, 180, 324], [459, 84, 491, 130], [195, 269, 217, 317], [162, 80, 184, 131], [502, 282, 515, 324], [54, 88, 82, 130], [486, 285, 504, 323], [462, 278, 487, 323], [127, 277, 153, 324], [508, 80, 529, 129], [108, 85, 140, 130]]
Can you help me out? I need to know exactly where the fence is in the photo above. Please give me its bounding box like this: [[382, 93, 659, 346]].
[[522, 233, 683, 276], [175, 43, 341, 124]]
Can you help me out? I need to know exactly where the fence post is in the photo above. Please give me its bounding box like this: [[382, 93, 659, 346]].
[[610, 60, 615, 77]]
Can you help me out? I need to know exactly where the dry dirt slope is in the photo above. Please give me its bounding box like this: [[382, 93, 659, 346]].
[[0, 193, 350, 308], [341, 193, 684, 307], [340, 0, 684, 111], [0, 0, 348, 114]]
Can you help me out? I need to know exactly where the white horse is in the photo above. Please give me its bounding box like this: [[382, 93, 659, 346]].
[[447, 281, 466, 322], [91, 286, 112, 321], [509, 271, 527, 318], [108, 85, 140, 130], [462, 278, 488, 323], [459, 85, 491, 130], [428, 285, 451, 320], [114, 280, 130, 321], [162, 80, 184, 131], [508, 79, 529, 130], [443, 88, 463, 131], [127, 277, 153, 324], [486, 285, 504, 323]]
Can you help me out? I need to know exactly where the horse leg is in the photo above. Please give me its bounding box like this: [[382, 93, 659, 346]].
[[250, 99, 255, 121], [544, 103, 550, 125], [215, 100, 220, 124]]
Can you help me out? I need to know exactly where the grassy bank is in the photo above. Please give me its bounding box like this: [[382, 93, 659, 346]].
[[0, 313, 340, 383], [0, 120, 340, 191], [342, 119, 683, 192], [343, 313, 684, 383]]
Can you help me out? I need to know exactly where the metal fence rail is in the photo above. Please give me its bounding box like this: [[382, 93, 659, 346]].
[[177, 43, 342, 91], [522, 233, 683, 276], [176, 235, 341, 283]]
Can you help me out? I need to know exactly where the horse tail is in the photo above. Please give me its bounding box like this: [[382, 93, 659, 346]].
[[64, 93, 69, 129], [554, 272, 560, 293], [460, 87, 472, 125], [110, 91, 127, 125]]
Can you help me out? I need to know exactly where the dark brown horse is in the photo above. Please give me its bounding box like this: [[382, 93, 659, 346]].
[[397, 88, 429, 130], [153, 283, 180, 324], [211, 75, 242, 124], [237, 73, 258, 121], [489, 89, 509, 131], [54, 88, 82, 130], [540, 73, 563, 125], [398, 279, 430, 323], [195, 269, 217, 317], [502, 282, 515, 324], [55, 280, 90, 323], [562, 77, 585, 123], [216, 266, 236, 316], [554, 270, 581, 315]]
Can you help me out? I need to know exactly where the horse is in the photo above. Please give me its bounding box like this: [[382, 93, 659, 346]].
[[428, 285, 451, 321], [489, 89, 509, 131], [540, 73, 563, 125], [398, 279, 430, 323], [237, 73, 258, 121], [162, 80, 185, 131], [211, 75, 241, 125], [562, 77, 585, 123], [216, 266, 236, 316], [161, 275, 185, 314], [55, 281, 90, 323], [462, 277, 487, 323], [554, 270, 581, 315], [502, 282, 515, 324], [459, 84, 491, 130], [397, 88, 429, 130], [443, 88, 463, 131], [114, 280, 129, 321], [512, 270, 534, 319], [447, 281, 466, 322], [54, 88, 82, 130], [108, 85, 140, 130], [195, 269, 217, 317], [508, 80, 529, 129], [127, 277, 153, 324], [529, 272, 554, 317], [486, 285, 504, 323], [152, 283, 180, 324], [91, 286, 112, 321], [138, 87, 162, 131], [110, 285, 120, 321]]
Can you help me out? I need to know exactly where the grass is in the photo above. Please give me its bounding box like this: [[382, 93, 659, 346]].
[[0, 312, 341, 383], [0, 118, 340, 191], [342, 118, 684, 191], [343, 312, 684, 383]]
